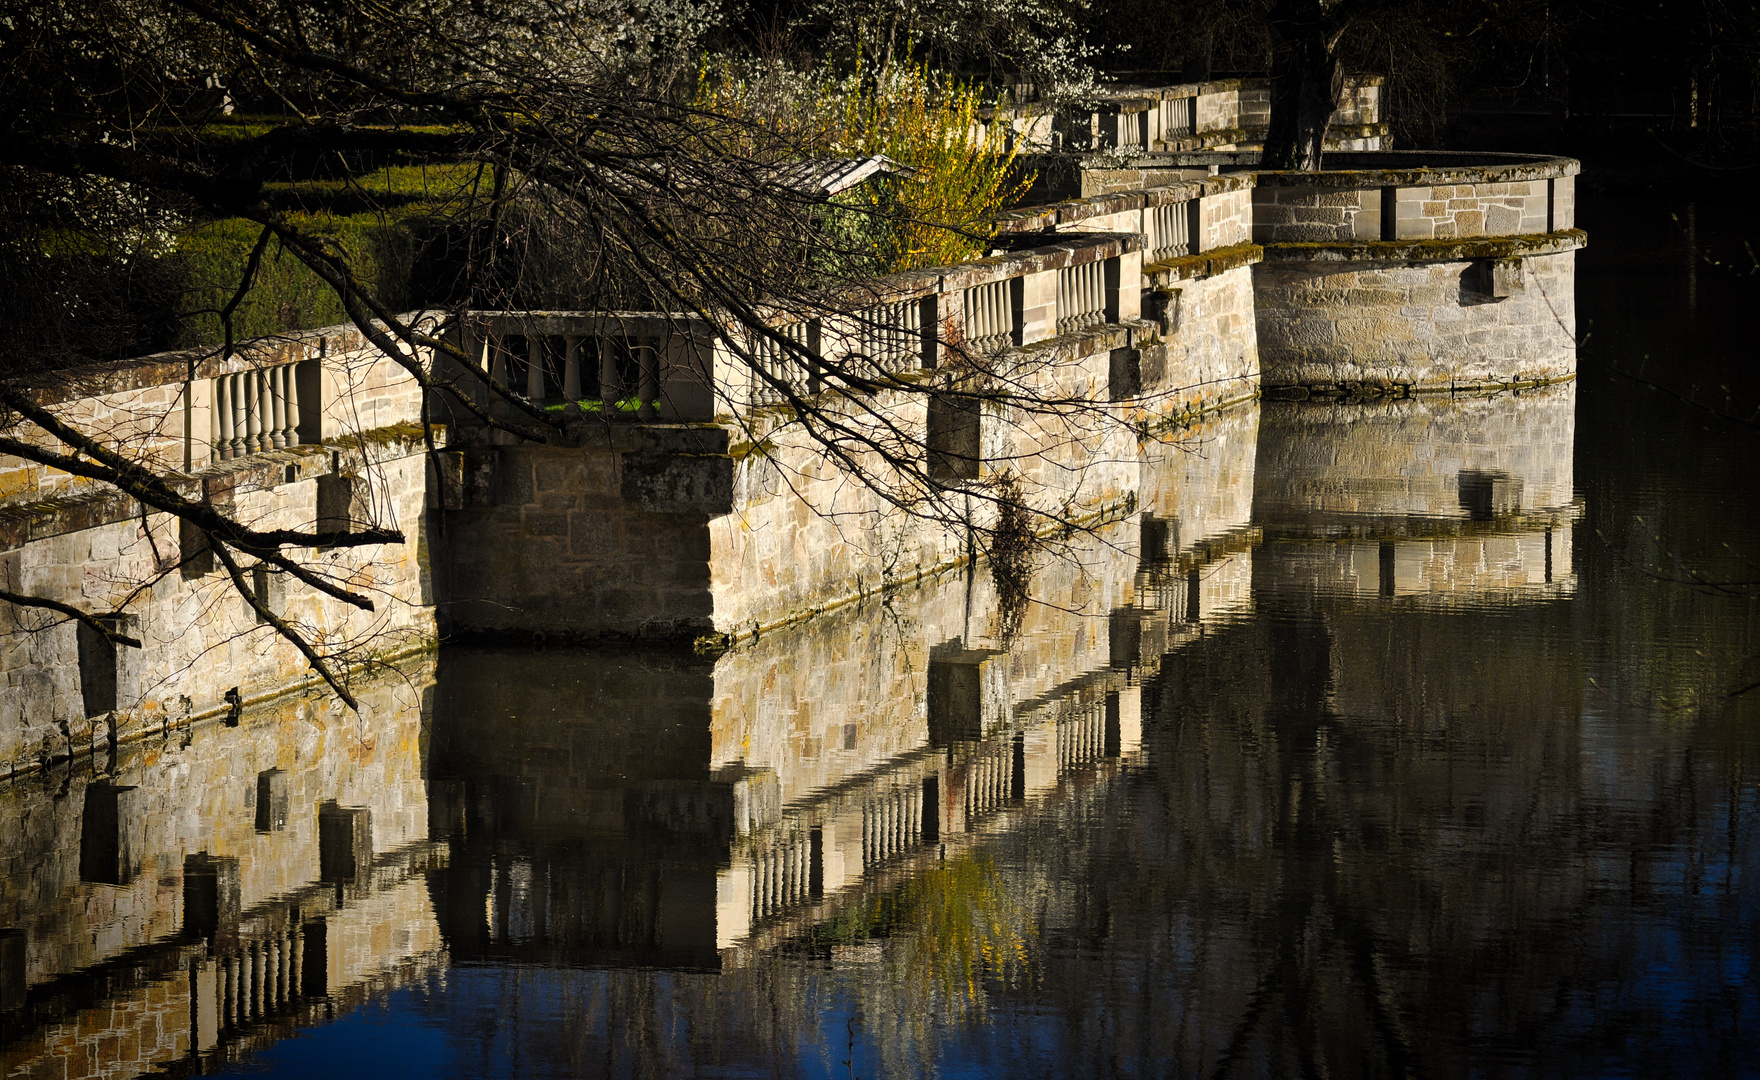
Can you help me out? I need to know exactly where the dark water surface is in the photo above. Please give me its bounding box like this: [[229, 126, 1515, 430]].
[[4, 190, 1758, 1079]]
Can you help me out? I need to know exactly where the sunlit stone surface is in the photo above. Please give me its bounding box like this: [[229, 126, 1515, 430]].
[[5, 195, 1759, 1075]]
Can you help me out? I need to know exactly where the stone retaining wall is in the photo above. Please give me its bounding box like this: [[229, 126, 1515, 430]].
[[0, 430, 436, 771], [0, 661, 429, 988], [1251, 385, 1580, 603], [436, 424, 731, 642], [1253, 242, 1580, 389]]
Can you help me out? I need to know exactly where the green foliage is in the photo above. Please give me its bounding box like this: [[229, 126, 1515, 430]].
[[170, 163, 484, 346], [172, 212, 422, 347], [830, 60, 1034, 271], [698, 58, 1032, 274], [816, 851, 1031, 1019]]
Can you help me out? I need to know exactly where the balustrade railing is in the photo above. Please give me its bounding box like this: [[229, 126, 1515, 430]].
[[963, 280, 1016, 354], [1159, 96, 1196, 139], [862, 783, 922, 868], [473, 323, 671, 419], [746, 324, 806, 407], [1148, 200, 1197, 263], [212, 364, 303, 461], [849, 300, 924, 379], [461, 235, 1132, 425], [1056, 261, 1107, 334], [750, 827, 813, 924]]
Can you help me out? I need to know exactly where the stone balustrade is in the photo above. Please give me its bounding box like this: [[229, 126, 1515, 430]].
[[0, 324, 428, 512], [456, 312, 716, 423], [695, 233, 1143, 417], [979, 74, 1384, 155], [1248, 152, 1578, 243], [211, 361, 306, 460]]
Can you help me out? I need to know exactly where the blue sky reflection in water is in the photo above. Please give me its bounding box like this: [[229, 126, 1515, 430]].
[[188, 187, 1760, 1078]]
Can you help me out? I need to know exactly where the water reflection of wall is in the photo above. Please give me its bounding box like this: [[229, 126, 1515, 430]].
[[1252, 384, 1578, 602], [425, 404, 1264, 971], [967, 588, 1741, 1080], [0, 659, 441, 1079]]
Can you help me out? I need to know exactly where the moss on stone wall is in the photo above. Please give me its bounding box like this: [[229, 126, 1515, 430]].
[[1262, 228, 1586, 265]]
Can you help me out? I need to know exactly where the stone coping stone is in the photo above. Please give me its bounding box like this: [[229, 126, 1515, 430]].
[[1145, 243, 1266, 284], [0, 421, 438, 551], [935, 232, 1142, 292], [1261, 227, 1587, 265], [1050, 149, 1579, 183], [996, 174, 1255, 234], [471, 311, 716, 339], [978, 73, 1385, 119]]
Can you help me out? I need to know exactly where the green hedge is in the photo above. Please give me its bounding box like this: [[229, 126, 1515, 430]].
[[171, 161, 484, 347], [172, 211, 429, 347]]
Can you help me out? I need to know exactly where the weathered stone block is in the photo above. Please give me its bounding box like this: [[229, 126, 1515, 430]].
[[523, 512, 569, 538], [0, 928, 23, 1012], [620, 453, 733, 514], [1486, 204, 1523, 234], [317, 802, 372, 884], [254, 768, 289, 832], [182, 853, 240, 944], [1488, 257, 1526, 298], [1459, 470, 1524, 519], [79, 782, 144, 885]]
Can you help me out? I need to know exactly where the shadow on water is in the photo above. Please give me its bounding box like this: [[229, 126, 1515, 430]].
[[3, 190, 1759, 1078]]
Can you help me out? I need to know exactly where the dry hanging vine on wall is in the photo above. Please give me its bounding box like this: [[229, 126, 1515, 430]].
[[987, 473, 1035, 642]]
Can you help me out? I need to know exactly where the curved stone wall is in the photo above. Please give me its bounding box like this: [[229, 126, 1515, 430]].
[[1247, 152, 1582, 391], [1253, 238, 1580, 390]]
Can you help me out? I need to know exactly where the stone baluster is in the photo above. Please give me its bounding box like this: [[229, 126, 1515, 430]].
[[562, 335, 582, 406], [526, 335, 545, 402], [240, 372, 260, 454], [257, 370, 274, 452], [488, 336, 507, 388], [214, 375, 232, 460], [598, 336, 619, 411], [462, 328, 487, 408], [637, 339, 659, 420], [228, 374, 247, 459], [269, 366, 287, 449], [284, 364, 303, 446]]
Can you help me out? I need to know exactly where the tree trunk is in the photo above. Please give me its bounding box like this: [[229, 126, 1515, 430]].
[[1261, 0, 1350, 171]]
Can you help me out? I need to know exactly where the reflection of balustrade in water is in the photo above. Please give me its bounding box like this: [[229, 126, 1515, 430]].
[[202, 927, 305, 1034], [750, 828, 814, 924], [964, 738, 1017, 823], [212, 364, 303, 460], [1055, 700, 1108, 772], [862, 784, 922, 869]]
